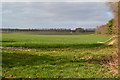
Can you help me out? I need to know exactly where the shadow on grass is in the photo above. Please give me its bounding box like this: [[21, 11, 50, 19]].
[[3, 43, 105, 49], [1, 40, 16, 42], [2, 50, 109, 69]]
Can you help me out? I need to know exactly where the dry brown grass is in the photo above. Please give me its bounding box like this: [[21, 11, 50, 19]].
[[101, 50, 118, 76]]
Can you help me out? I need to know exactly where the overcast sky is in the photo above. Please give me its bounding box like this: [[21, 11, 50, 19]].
[[2, 2, 113, 29]]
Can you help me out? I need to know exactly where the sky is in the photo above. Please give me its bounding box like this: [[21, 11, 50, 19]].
[[2, 2, 113, 29], [1, 0, 119, 2]]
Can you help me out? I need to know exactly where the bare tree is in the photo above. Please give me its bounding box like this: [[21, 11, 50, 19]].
[[107, 1, 120, 76]]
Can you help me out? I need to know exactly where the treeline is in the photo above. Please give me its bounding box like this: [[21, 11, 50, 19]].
[[0, 28, 95, 33], [1, 28, 71, 33], [95, 19, 114, 35]]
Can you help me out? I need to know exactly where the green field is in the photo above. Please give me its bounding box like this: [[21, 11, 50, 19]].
[[1, 32, 116, 78]]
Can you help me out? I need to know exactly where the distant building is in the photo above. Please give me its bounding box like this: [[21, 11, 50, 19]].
[[75, 28, 85, 33]]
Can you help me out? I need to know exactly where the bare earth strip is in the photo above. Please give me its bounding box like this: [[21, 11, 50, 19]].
[[0, 47, 31, 51]]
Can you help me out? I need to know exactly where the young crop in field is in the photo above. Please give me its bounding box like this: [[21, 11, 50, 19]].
[[1, 32, 117, 78]]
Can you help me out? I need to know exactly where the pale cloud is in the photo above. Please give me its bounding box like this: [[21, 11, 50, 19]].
[[1, 0, 119, 2], [2, 2, 113, 29]]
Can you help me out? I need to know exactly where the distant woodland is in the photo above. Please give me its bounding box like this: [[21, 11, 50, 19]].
[[96, 19, 114, 35], [0, 28, 95, 33]]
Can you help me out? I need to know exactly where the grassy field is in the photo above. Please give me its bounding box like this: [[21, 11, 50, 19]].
[[1, 32, 117, 78]]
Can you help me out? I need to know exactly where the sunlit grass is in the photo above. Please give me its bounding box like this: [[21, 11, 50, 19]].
[[2, 32, 111, 49], [1, 32, 116, 78]]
